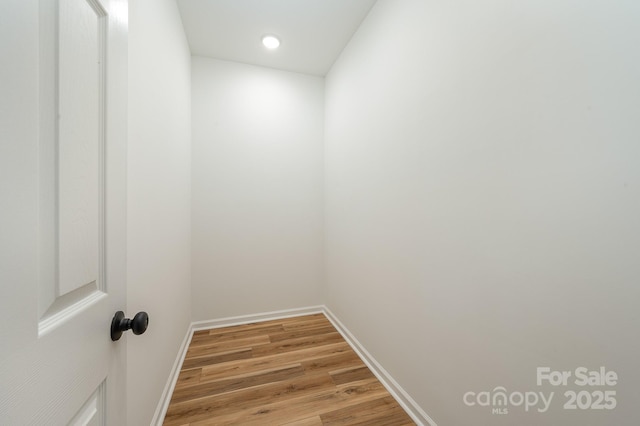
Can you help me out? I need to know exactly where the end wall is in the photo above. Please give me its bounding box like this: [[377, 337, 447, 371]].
[[128, 0, 191, 424], [191, 57, 324, 320], [325, 1, 640, 425]]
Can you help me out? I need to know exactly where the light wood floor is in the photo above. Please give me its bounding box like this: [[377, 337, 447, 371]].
[[163, 313, 415, 425]]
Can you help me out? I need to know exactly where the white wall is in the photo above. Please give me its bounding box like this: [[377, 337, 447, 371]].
[[191, 57, 324, 320], [128, 0, 191, 424], [325, 1, 640, 425]]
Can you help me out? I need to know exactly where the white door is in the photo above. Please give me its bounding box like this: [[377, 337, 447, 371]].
[[0, 0, 128, 424]]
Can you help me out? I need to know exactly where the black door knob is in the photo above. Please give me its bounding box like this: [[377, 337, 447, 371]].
[[111, 311, 149, 341]]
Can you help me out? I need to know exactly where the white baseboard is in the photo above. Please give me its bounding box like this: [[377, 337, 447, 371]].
[[191, 305, 325, 331], [151, 305, 435, 426], [150, 322, 194, 426], [322, 307, 437, 426]]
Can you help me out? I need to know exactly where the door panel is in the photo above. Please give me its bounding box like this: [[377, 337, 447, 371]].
[[0, 0, 128, 424], [69, 382, 106, 426], [57, 0, 105, 299], [40, 0, 108, 334]]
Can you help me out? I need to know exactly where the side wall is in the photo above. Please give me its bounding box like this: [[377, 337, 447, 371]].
[[128, 0, 192, 424], [191, 57, 324, 320], [324, 1, 640, 425]]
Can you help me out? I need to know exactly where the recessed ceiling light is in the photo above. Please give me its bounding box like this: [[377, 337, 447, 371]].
[[262, 35, 280, 49]]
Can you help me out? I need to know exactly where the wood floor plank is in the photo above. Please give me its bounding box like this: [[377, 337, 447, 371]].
[[282, 415, 324, 425], [268, 324, 338, 342], [300, 351, 364, 374], [162, 314, 415, 425], [191, 378, 388, 425], [181, 348, 253, 370], [169, 364, 305, 404], [330, 365, 376, 386], [282, 317, 332, 331], [164, 372, 336, 425], [191, 324, 285, 345], [251, 331, 345, 357], [199, 342, 351, 383], [320, 395, 414, 425], [174, 368, 201, 389], [186, 334, 271, 357]]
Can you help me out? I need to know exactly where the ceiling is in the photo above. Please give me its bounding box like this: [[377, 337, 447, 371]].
[[176, 0, 377, 76]]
